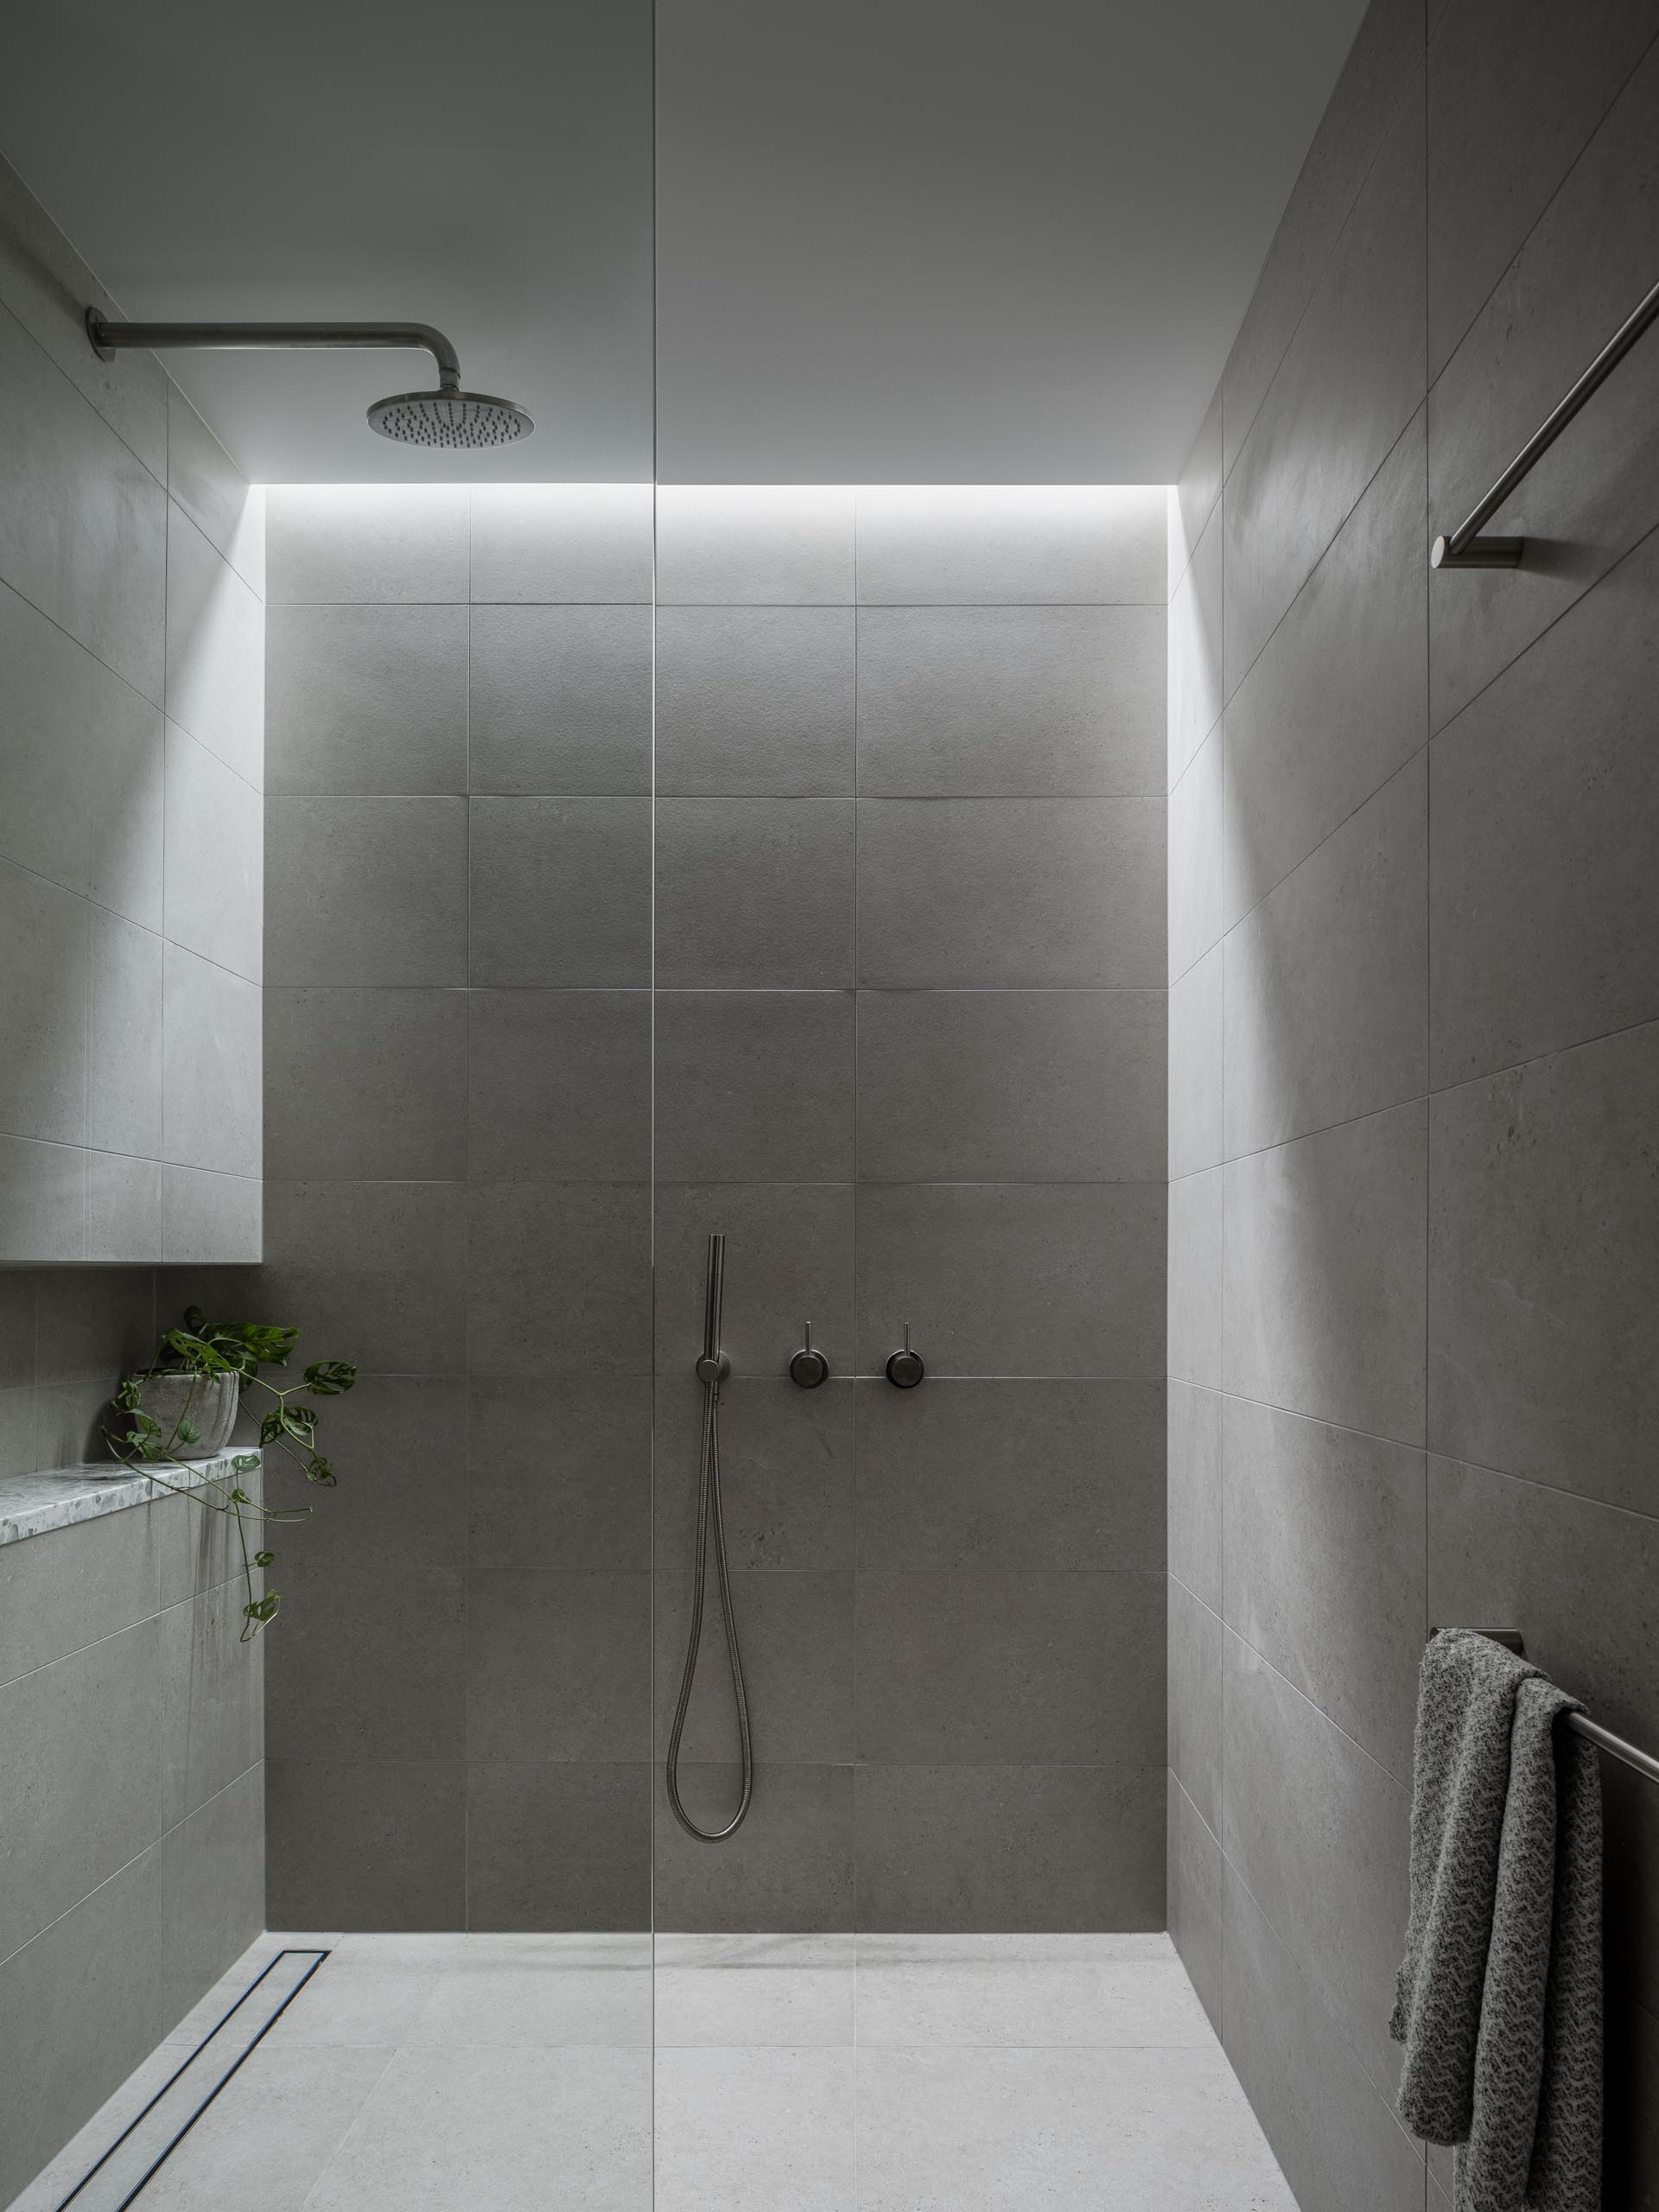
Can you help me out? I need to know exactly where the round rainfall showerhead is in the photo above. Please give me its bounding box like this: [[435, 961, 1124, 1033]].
[[368, 388, 534, 448]]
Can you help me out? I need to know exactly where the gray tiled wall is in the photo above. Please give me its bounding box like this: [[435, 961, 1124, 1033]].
[[652, 484, 1167, 1930], [1166, 3, 1659, 2202], [259, 480, 1166, 1937], [257, 482, 656, 1933], [0, 1496, 264, 2204], [0, 154, 264, 1272]]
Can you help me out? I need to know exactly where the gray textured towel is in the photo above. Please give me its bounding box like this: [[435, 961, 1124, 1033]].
[[1391, 1628, 1602, 2211]]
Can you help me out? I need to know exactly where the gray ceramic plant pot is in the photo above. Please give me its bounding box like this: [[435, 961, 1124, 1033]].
[[130, 1370, 240, 1459]]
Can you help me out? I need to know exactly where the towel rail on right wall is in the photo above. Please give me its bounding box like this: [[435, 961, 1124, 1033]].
[[1429, 275, 1659, 570], [1433, 1628, 1659, 1786]]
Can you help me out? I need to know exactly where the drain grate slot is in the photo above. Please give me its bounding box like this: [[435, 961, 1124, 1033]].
[[49, 1948, 330, 2212]]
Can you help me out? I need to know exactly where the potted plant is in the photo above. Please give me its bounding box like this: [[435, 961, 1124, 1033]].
[[105, 1307, 356, 1641]]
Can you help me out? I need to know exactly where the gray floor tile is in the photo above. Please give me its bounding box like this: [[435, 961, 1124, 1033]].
[[855, 2044, 1295, 2209], [854, 1936, 1211, 2048], [404, 1933, 652, 2046], [652, 1933, 855, 2046], [654, 2045, 855, 2212]]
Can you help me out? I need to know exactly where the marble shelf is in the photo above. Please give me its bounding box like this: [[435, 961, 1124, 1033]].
[[0, 1449, 264, 1547]]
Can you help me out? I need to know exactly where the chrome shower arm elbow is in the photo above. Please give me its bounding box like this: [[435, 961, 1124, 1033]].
[[85, 311, 464, 391]]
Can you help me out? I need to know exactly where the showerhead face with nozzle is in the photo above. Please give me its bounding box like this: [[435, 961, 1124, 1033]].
[[368, 388, 534, 448]]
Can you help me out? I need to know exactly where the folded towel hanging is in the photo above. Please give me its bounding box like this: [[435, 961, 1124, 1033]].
[[1392, 1628, 1602, 2212]]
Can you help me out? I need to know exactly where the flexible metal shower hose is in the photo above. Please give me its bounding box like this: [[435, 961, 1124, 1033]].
[[664, 1239, 754, 1841]]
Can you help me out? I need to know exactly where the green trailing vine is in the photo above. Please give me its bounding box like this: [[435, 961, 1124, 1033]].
[[104, 1308, 356, 1641]]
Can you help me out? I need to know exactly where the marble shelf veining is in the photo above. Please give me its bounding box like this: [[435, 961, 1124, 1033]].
[[0, 1449, 264, 1547]]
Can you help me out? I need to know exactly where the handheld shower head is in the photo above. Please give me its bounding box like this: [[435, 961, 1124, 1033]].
[[85, 313, 534, 446], [367, 388, 533, 448]]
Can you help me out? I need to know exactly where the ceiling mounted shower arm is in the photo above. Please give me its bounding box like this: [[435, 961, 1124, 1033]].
[[85, 311, 465, 393]]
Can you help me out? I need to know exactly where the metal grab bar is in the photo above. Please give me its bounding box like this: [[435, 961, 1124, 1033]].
[[1433, 1628, 1659, 1786], [1431, 275, 1659, 569]]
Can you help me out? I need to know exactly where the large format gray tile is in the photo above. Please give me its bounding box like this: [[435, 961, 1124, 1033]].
[[1171, 385, 1224, 593], [656, 799, 855, 987], [162, 721, 261, 982], [164, 505, 264, 787], [165, 384, 261, 594], [1225, 79, 1427, 695], [1427, 1021, 1659, 1512], [1223, 413, 1428, 929], [256, 1178, 468, 1376], [656, 1374, 854, 1571], [469, 797, 650, 987], [855, 1181, 1165, 1380], [1222, 0, 1425, 477], [1168, 1771, 1224, 2037], [655, 485, 855, 604], [466, 1763, 652, 1931], [302, 2043, 652, 2212], [0, 301, 166, 702], [471, 1376, 652, 1572], [264, 604, 468, 797], [1427, 0, 1658, 374], [0, 1852, 166, 2209], [1427, 41, 1659, 730], [853, 1932, 1207, 2049], [265, 797, 468, 986], [855, 485, 1166, 605], [855, 2042, 1294, 2210], [265, 1568, 464, 1763], [159, 1580, 263, 1827], [653, 1763, 854, 1933], [467, 1569, 650, 1762], [855, 605, 1164, 798], [1429, 522, 1659, 1088], [467, 989, 650, 1181], [1224, 752, 1427, 1156], [156, 1768, 265, 2039], [654, 2045, 854, 2212], [654, 607, 855, 797], [654, 1934, 854, 2047], [264, 987, 467, 1181], [1222, 1630, 1410, 2101], [467, 1182, 651, 1377], [161, 944, 261, 1178], [652, 1182, 854, 1381], [1224, 1395, 1425, 1783], [468, 481, 653, 603], [0, 1502, 160, 1687], [264, 485, 469, 606], [0, 578, 163, 928], [855, 1569, 1164, 1766], [1222, 1866, 1427, 2212], [1169, 942, 1224, 1179], [655, 993, 854, 1182], [858, 798, 1164, 988], [855, 1764, 1164, 1931], [854, 1378, 1164, 1572], [656, 1567, 854, 1764], [404, 1932, 651, 2045], [856, 990, 1164, 1183], [274, 1372, 467, 1581], [0, 1617, 161, 1961], [1167, 1166, 1222, 1392], [1224, 1102, 1427, 1446], [265, 1759, 465, 1931], [159, 1165, 260, 1266], [1168, 1380, 1223, 1612], [87, 1148, 164, 1263], [1166, 505, 1223, 791], [1168, 728, 1223, 982], [1168, 1579, 1223, 1833], [468, 604, 652, 796], [0, 859, 89, 1146], [258, 1938, 455, 2052]]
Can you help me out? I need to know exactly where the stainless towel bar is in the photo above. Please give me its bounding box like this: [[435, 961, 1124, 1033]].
[[1434, 1628, 1659, 1786], [1431, 275, 1659, 569]]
